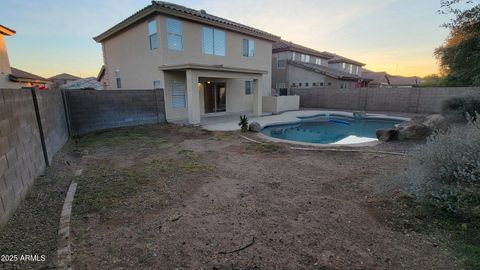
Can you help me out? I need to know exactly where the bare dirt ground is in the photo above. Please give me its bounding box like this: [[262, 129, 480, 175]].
[[0, 123, 458, 269], [64, 124, 457, 270]]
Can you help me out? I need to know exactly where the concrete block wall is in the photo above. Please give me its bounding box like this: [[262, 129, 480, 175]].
[[0, 89, 46, 225], [35, 89, 69, 163], [64, 89, 166, 136], [290, 87, 480, 113]]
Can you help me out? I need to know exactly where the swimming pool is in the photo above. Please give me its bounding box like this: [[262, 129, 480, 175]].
[[261, 114, 403, 145]]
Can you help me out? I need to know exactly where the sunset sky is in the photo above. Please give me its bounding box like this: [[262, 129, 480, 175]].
[[1, 0, 458, 78]]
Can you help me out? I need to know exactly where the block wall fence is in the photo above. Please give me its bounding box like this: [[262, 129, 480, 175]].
[[0, 88, 166, 226], [290, 87, 480, 113], [0, 86, 478, 225]]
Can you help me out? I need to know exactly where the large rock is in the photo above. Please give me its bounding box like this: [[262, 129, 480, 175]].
[[423, 114, 449, 132], [249, 122, 261, 132], [376, 128, 398, 142], [397, 124, 432, 140]]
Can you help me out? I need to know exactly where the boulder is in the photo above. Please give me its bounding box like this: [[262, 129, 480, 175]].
[[423, 114, 449, 132], [249, 122, 261, 132], [397, 124, 432, 140], [376, 128, 398, 142]]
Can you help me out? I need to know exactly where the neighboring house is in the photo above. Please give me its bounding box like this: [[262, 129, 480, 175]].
[[272, 40, 368, 95], [0, 24, 17, 88], [0, 24, 49, 88], [362, 69, 422, 88], [94, 1, 280, 124], [9, 67, 50, 87], [97, 65, 108, 88], [60, 77, 103, 90], [49, 73, 81, 88]]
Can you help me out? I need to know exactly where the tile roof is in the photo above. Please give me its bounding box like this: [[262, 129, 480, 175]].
[[387, 75, 422, 86], [94, 1, 280, 42], [9, 67, 49, 83], [288, 60, 361, 81], [0, 25, 15, 36], [361, 69, 389, 84], [48, 73, 82, 81], [273, 40, 332, 59], [327, 54, 366, 66], [362, 69, 421, 86], [60, 77, 103, 90]]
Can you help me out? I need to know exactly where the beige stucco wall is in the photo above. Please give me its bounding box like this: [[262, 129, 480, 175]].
[[101, 13, 273, 94], [0, 34, 18, 89], [101, 13, 275, 122], [163, 70, 259, 122], [163, 71, 187, 121], [102, 17, 164, 90], [262, 95, 299, 113]]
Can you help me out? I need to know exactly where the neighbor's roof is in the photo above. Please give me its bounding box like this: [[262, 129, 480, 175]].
[[97, 65, 106, 81], [272, 40, 332, 59], [387, 75, 422, 86], [361, 69, 389, 84], [9, 67, 49, 84], [48, 73, 82, 81], [362, 69, 421, 86], [60, 77, 103, 90], [94, 1, 280, 43], [0, 25, 15, 36], [288, 60, 361, 81], [327, 54, 366, 66]]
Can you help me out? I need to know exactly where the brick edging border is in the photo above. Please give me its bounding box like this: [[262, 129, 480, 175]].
[[57, 180, 77, 269]]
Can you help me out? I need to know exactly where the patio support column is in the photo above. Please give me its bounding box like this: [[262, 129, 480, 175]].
[[253, 77, 262, 116], [186, 69, 200, 125]]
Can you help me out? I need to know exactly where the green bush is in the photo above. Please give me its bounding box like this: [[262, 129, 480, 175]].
[[404, 115, 480, 217], [238, 115, 249, 132], [441, 96, 480, 121]]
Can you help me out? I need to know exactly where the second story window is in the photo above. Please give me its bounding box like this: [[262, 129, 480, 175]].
[[292, 52, 296, 61], [277, 53, 286, 68], [148, 20, 158, 50], [242, 39, 255, 57], [167, 18, 183, 50], [315, 58, 322, 65], [203, 27, 225, 56], [301, 54, 310, 63], [115, 69, 122, 88], [342, 63, 346, 70]]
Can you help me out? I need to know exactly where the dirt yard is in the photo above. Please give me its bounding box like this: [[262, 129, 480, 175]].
[[0, 124, 459, 269]]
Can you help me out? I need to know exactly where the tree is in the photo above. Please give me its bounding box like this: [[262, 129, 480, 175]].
[[435, 0, 480, 86]]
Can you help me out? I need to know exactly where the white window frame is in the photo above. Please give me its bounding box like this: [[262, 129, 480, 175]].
[[277, 53, 286, 69], [171, 80, 186, 108], [148, 20, 158, 50], [292, 52, 296, 61], [242, 39, 255, 57], [115, 69, 121, 89], [167, 18, 183, 51], [245, 80, 253, 95], [202, 27, 225, 56], [301, 54, 310, 63], [315, 58, 322, 65]]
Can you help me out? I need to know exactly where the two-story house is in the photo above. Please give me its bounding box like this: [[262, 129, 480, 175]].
[[271, 40, 367, 95], [94, 1, 280, 125], [1, 24, 49, 88]]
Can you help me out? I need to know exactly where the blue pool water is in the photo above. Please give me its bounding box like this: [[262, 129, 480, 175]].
[[261, 114, 402, 145]]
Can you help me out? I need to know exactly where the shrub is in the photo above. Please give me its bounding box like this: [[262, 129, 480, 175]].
[[404, 115, 480, 217], [441, 96, 480, 121], [238, 115, 249, 132]]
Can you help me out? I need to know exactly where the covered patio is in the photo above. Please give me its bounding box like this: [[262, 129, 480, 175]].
[[161, 64, 268, 125]]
